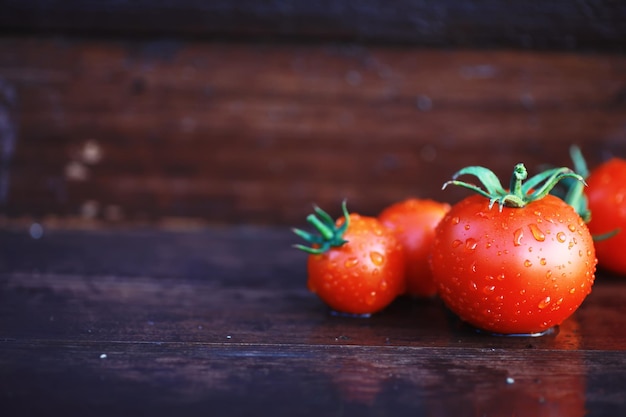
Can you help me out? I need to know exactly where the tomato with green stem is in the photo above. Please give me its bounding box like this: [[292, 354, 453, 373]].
[[379, 198, 451, 297], [561, 146, 626, 275], [293, 201, 405, 316], [430, 163, 597, 335]]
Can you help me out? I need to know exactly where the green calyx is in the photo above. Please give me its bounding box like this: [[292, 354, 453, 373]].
[[292, 200, 350, 255], [556, 145, 591, 222], [556, 145, 618, 240], [443, 163, 585, 210]]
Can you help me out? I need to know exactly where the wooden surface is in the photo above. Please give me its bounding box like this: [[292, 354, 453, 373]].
[[2, 0, 626, 51], [1, 227, 625, 416], [1, 38, 625, 226]]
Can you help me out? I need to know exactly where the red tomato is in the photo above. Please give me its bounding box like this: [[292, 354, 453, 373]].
[[430, 164, 597, 335], [379, 198, 451, 297], [294, 203, 405, 316], [586, 158, 626, 275]]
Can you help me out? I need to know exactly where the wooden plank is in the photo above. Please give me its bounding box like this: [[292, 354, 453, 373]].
[[1, 39, 625, 225], [1, 0, 625, 51], [1, 228, 625, 350], [2, 341, 624, 416]]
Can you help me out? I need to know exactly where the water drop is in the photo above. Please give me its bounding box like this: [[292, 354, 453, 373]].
[[483, 285, 496, 294], [370, 251, 385, 266], [538, 296, 551, 309], [464, 224, 471, 230], [513, 228, 524, 246], [524, 260, 533, 267], [528, 224, 545, 242], [497, 273, 505, 281], [569, 288, 576, 294], [451, 216, 460, 225], [556, 232, 566, 243], [469, 281, 478, 291], [568, 224, 576, 232], [540, 258, 547, 266], [452, 239, 463, 248], [546, 270, 552, 278], [380, 280, 388, 290], [344, 257, 359, 268], [465, 238, 478, 250], [485, 241, 492, 249]]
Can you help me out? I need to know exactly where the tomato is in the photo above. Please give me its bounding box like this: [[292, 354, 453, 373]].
[[379, 198, 451, 297], [430, 164, 597, 335], [585, 158, 626, 275], [293, 202, 405, 316]]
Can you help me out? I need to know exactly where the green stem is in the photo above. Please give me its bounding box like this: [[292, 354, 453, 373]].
[[307, 214, 334, 240], [293, 201, 350, 254], [509, 163, 528, 199]]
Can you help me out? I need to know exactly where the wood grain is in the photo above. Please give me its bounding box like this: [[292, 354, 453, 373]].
[[1, 38, 625, 225], [1, 227, 625, 416]]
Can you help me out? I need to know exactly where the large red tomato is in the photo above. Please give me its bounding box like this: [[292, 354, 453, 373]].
[[379, 198, 450, 297], [430, 164, 597, 335], [585, 158, 626, 275], [293, 202, 405, 316]]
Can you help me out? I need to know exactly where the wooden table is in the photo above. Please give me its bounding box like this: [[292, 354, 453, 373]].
[[1, 226, 624, 416]]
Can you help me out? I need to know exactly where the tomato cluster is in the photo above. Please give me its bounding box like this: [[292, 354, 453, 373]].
[[293, 150, 622, 335]]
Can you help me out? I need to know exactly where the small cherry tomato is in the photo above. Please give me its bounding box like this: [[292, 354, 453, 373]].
[[586, 157, 626, 275], [379, 198, 450, 297], [293, 201, 405, 316], [430, 164, 597, 335]]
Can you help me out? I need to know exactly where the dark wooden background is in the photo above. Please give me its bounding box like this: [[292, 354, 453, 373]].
[[1, 0, 625, 227]]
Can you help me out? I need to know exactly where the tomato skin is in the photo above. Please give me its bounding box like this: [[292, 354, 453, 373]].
[[379, 198, 451, 297], [586, 158, 626, 275], [430, 194, 596, 334], [307, 214, 405, 315]]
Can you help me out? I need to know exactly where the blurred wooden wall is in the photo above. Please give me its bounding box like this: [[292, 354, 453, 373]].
[[1, 1, 625, 227]]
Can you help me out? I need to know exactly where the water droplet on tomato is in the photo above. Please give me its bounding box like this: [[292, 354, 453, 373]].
[[569, 288, 576, 294], [465, 238, 478, 250], [469, 281, 478, 291], [540, 258, 547, 266], [464, 224, 471, 230], [485, 241, 492, 249], [568, 224, 576, 232], [452, 239, 462, 248], [497, 273, 505, 281], [556, 232, 566, 243], [451, 216, 460, 225], [528, 224, 545, 241], [366, 291, 377, 305], [344, 257, 359, 268], [380, 280, 388, 290], [546, 270, 552, 278], [513, 228, 524, 246], [482, 285, 496, 294], [470, 262, 477, 273], [370, 251, 385, 266], [524, 259, 533, 267], [538, 296, 551, 309]]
